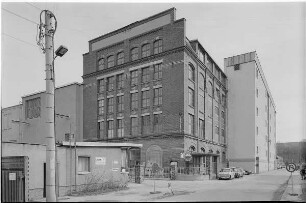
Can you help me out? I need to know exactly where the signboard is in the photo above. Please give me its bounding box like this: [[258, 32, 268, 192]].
[[184, 153, 192, 162], [95, 157, 106, 165], [9, 173, 16, 181], [286, 163, 296, 173]]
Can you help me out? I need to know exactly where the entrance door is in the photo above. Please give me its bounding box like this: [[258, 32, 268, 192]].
[[1, 156, 27, 202], [43, 163, 46, 198]]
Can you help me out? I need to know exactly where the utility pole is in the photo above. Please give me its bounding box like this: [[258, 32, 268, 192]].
[[44, 10, 57, 202]]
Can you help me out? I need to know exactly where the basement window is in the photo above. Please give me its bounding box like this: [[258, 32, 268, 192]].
[[234, 64, 240, 71]]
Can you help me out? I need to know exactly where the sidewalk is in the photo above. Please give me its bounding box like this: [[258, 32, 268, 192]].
[[281, 171, 306, 202]]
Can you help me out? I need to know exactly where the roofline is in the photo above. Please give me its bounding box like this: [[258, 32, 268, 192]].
[[88, 7, 176, 44], [22, 82, 83, 98], [61, 141, 143, 148], [1, 104, 22, 110]]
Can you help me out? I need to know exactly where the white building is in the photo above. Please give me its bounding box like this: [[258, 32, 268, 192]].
[[224, 51, 276, 173]]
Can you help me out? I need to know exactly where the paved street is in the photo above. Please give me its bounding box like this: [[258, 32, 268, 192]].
[[48, 168, 306, 202]]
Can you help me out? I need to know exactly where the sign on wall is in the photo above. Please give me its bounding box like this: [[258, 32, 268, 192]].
[[9, 173, 16, 181], [95, 157, 106, 165]]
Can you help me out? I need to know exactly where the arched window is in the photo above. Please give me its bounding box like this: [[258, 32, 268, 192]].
[[153, 39, 163, 54], [117, 52, 124, 65], [189, 145, 196, 152], [141, 43, 150, 58], [131, 47, 138, 61], [98, 58, 105, 70], [199, 73, 205, 91], [188, 64, 195, 81], [107, 55, 114, 68], [207, 81, 213, 97], [146, 145, 163, 168]]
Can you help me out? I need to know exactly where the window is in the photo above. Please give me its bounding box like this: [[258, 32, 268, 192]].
[[142, 90, 150, 108], [256, 107, 259, 116], [153, 63, 162, 80], [207, 82, 213, 97], [153, 39, 163, 54], [98, 121, 104, 138], [131, 47, 138, 61], [107, 76, 114, 91], [199, 74, 205, 90], [199, 119, 205, 139], [234, 64, 240, 71], [256, 89, 258, 98], [117, 74, 124, 90], [107, 55, 114, 68], [257, 146, 259, 154], [142, 67, 150, 83], [142, 115, 150, 135], [107, 97, 114, 114], [117, 52, 124, 65], [98, 99, 104, 115], [98, 79, 105, 93], [215, 106, 219, 118], [215, 125, 219, 136], [117, 96, 124, 112], [215, 89, 220, 102], [131, 117, 138, 136], [221, 129, 225, 137], [107, 120, 114, 138], [188, 64, 195, 81], [221, 111, 225, 120], [78, 157, 90, 173], [257, 126, 259, 135], [153, 88, 162, 106], [26, 98, 41, 119], [98, 58, 105, 70], [131, 70, 138, 86], [199, 51, 204, 63], [131, 93, 138, 110], [141, 43, 150, 58], [206, 58, 213, 71], [221, 94, 226, 106], [188, 114, 194, 135], [188, 88, 195, 107], [117, 119, 124, 138], [153, 114, 162, 133]]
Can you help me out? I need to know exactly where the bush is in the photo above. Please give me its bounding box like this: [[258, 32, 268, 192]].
[[75, 169, 128, 195]]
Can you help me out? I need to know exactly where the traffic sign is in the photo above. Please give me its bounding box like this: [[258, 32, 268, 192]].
[[286, 163, 296, 172]]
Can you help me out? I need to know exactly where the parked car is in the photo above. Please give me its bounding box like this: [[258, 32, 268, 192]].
[[218, 168, 235, 180], [244, 170, 252, 175], [237, 168, 244, 177], [230, 167, 240, 178]]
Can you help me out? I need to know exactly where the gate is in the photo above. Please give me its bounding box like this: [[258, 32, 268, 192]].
[[1, 156, 28, 202]]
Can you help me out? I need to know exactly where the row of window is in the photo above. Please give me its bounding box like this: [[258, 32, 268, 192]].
[[188, 65, 226, 105], [97, 39, 163, 70], [98, 88, 162, 115], [188, 114, 225, 140], [98, 114, 162, 138], [98, 63, 162, 93]]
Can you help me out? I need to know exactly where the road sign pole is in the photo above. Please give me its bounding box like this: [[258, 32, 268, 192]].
[[291, 172, 294, 194]]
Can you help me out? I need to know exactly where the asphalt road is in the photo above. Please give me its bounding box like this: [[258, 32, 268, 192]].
[[57, 169, 293, 202]]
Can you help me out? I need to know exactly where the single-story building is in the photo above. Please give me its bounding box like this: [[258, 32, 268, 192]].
[[1, 141, 142, 201]]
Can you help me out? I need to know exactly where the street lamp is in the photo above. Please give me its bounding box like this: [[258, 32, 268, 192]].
[[55, 45, 68, 57]]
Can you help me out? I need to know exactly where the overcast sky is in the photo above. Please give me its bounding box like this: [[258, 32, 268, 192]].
[[1, 2, 305, 143]]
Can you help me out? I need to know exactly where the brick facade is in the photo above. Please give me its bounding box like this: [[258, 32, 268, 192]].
[[83, 8, 228, 169]]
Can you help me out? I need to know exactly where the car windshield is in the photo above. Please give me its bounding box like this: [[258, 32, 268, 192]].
[[221, 169, 231, 172]]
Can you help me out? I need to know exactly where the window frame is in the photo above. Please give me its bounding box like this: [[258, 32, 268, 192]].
[[131, 47, 138, 61], [153, 87, 162, 106], [131, 93, 138, 110], [117, 52, 124, 65], [107, 55, 115, 68], [141, 43, 150, 58], [153, 39, 163, 54], [131, 70, 138, 86], [153, 63, 162, 80], [78, 156, 90, 173], [107, 97, 114, 114], [142, 90, 150, 108]]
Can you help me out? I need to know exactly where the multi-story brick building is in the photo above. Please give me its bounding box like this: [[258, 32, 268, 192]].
[[82, 8, 228, 173], [224, 52, 277, 173]]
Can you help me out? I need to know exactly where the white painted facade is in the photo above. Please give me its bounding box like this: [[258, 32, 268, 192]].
[[224, 52, 276, 173]]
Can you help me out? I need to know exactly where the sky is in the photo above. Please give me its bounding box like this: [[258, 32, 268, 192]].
[[1, 1, 305, 143]]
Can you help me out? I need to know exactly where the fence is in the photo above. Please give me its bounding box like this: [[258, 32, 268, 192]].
[[126, 163, 217, 182]]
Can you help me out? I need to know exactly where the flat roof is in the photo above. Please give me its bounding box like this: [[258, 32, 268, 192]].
[[61, 141, 142, 148]]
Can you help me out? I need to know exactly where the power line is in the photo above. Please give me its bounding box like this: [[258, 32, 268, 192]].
[[25, 2, 42, 11], [2, 32, 38, 48], [2, 7, 39, 25]]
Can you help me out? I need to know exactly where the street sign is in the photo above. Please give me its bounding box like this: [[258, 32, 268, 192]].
[[286, 163, 296, 172]]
